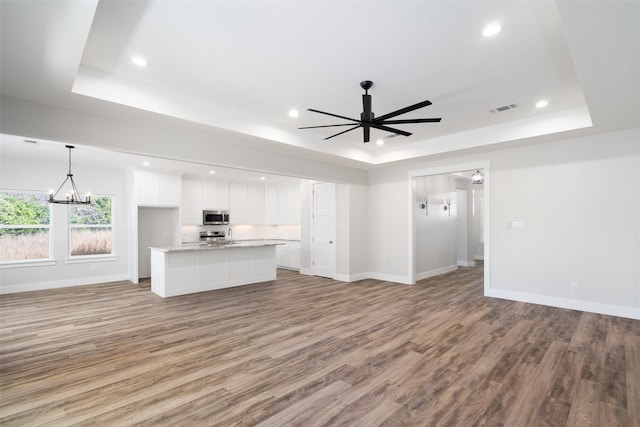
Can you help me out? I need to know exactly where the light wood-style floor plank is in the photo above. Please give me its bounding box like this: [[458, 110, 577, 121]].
[[1, 262, 638, 426]]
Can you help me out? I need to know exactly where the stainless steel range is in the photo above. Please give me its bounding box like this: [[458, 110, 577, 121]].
[[199, 230, 226, 245]]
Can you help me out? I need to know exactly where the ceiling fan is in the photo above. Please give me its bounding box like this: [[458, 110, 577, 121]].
[[299, 80, 441, 143]]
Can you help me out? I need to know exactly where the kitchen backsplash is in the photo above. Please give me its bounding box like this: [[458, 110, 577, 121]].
[[182, 224, 301, 243]]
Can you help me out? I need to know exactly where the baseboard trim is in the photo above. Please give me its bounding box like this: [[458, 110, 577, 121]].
[[368, 272, 413, 285], [457, 260, 476, 267], [0, 274, 130, 294], [333, 272, 369, 283], [416, 265, 458, 281], [485, 288, 640, 320]]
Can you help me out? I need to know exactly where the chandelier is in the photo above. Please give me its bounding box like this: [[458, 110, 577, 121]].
[[48, 145, 91, 205]]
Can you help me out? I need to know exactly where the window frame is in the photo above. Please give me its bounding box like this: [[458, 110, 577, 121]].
[[0, 190, 53, 266], [67, 195, 115, 259]]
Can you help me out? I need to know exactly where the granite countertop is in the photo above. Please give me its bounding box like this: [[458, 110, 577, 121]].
[[150, 240, 286, 253]]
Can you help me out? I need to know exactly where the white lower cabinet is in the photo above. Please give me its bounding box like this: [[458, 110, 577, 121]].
[[276, 241, 301, 270], [151, 245, 277, 297]]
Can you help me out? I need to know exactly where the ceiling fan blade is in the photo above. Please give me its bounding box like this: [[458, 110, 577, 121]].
[[324, 125, 361, 140], [370, 123, 412, 137], [307, 109, 360, 123], [298, 123, 364, 129], [379, 118, 442, 125], [374, 100, 433, 122]]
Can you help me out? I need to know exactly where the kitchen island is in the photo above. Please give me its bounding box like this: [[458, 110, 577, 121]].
[[149, 241, 281, 297]]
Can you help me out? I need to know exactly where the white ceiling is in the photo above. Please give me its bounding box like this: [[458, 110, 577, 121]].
[[0, 0, 638, 170], [0, 133, 297, 184]]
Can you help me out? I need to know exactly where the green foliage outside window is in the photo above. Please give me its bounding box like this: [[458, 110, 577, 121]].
[[0, 191, 50, 260], [70, 196, 112, 225], [0, 192, 49, 235]]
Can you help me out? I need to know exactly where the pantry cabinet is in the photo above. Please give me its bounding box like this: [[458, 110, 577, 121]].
[[134, 170, 181, 207], [264, 181, 301, 225]]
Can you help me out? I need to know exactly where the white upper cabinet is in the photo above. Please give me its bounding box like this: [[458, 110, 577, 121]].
[[181, 176, 299, 226], [229, 182, 249, 224], [264, 184, 278, 224], [229, 182, 265, 224], [247, 184, 265, 224], [215, 180, 229, 210], [182, 177, 229, 225], [181, 177, 203, 225], [263, 181, 301, 225], [135, 170, 181, 207]]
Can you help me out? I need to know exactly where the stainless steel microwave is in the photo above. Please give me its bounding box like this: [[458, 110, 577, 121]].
[[203, 209, 229, 225]]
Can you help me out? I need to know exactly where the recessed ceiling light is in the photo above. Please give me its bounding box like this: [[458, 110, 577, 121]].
[[209, 170, 216, 174], [482, 23, 502, 37], [142, 161, 150, 166], [131, 56, 148, 67], [535, 100, 549, 108], [376, 139, 384, 146], [260, 177, 266, 181], [288, 109, 299, 118]]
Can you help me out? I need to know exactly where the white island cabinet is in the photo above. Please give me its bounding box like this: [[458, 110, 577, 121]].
[[150, 242, 279, 297]]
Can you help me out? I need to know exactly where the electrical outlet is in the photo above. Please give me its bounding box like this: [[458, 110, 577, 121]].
[[570, 282, 579, 291], [90, 264, 97, 272]]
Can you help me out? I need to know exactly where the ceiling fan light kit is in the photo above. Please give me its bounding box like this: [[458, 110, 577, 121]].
[[299, 81, 441, 143]]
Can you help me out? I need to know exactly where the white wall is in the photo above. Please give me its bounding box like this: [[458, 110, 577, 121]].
[[299, 180, 313, 272], [413, 175, 458, 279], [472, 188, 485, 259], [488, 131, 639, 318], [335, 183, 369, 281], [368, 167, 412, 283], [348, 184, 369, 280], [336, 184, 350, 278], [0, 157, 129, 293], [369, 128, 640, 319]]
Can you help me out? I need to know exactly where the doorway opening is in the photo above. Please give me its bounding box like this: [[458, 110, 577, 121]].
[[408, 162, 490, 293]]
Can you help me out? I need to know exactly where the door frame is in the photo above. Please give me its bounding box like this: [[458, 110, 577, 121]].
[[407, 161, 490, 294]]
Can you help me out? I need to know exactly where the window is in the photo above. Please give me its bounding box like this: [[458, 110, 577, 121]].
[[69, 196, 113, 257], [0, 191, 51, 261]]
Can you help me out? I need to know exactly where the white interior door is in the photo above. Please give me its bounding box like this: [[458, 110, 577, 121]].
[[312, 182, 336, 278]]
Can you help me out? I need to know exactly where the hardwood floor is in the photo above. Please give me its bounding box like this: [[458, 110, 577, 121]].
[[1, 263, 638, 426]]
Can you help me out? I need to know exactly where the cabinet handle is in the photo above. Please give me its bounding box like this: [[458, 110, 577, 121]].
[[329, 240, 333, 244]]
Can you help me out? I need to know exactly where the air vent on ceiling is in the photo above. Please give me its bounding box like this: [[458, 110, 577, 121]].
[[490, 104, 518, 113]]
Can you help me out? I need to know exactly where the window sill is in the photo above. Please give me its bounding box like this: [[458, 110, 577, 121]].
[[65, 255, 118, 264], [0, 259, 56, 269]]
